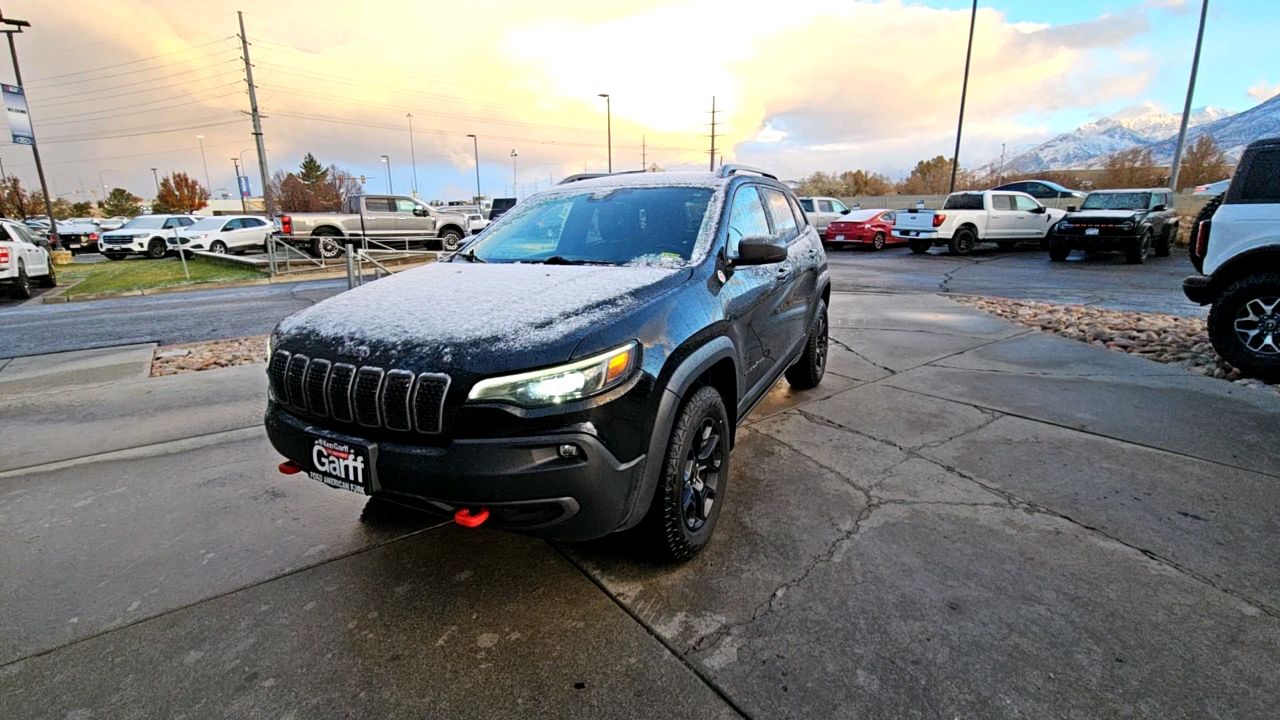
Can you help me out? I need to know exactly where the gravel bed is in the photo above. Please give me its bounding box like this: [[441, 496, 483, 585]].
[[953, 296, 1278, 394], [151, 335, 269, 377]]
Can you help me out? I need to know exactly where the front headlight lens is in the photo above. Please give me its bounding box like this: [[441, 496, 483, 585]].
[[468, 342, 638, 408], [1058, 220, 1073, 230]]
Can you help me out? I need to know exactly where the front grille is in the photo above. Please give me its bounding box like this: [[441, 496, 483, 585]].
[[270, 350, 450, 434]]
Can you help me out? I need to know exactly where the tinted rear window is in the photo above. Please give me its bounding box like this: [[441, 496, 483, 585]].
[[943, 194, 984, 210], [1238, 149, 1280, 203]]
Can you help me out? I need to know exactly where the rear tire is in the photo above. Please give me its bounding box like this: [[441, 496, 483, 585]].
[[1048, 236, 1071, 262], [38, 263, 57, 288], [785, 300, 828, 390], [948, 228, 976, 256], [908, 239, 931, 254], [440, 230, 463, 252], [10, 264, 31, 299], [1207, 273, 1280, 382], [1154, 227, 1173, 257], [871, 232, 885, 251], [311, 232, 345, 260], [634, 386, 731, 562]]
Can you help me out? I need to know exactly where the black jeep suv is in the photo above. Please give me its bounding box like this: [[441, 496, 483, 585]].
[[264, 167, 830, 560], [1048, 188, 1179, 264]]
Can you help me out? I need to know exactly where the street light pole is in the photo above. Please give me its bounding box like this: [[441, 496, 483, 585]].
[[598, 93, 611, 173], [0, 13, 55, 240], [380, 155, 392, 194], [949, 0, 979, 194], [1169, 0, 1210, 192], [407, 114, 419, 199], [231, 158, 246, 213], [466, 134, 482, 208], [510, 150, 518, 200], [196, 134, 211, 193], [151, 168, 160, 195]]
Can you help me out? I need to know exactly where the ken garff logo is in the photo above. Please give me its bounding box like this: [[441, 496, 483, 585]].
[[312, 438, 365, 483]]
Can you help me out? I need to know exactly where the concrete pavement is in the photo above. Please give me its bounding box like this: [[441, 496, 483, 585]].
[[2, 291, 1277, 718]]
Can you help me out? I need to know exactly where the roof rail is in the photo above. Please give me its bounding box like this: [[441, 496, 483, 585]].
[[717, 164, 777, 180], [558, 169, 650, 185]]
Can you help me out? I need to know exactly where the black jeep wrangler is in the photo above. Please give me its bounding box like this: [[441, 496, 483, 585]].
[[264, 167, 830, 560], [1048, 188, 1179, 264]]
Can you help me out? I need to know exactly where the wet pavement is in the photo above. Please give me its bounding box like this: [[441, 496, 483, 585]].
[[2, 292, 1277, 718]]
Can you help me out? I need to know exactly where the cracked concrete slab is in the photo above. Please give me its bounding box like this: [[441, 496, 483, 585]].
[[930, 328, 1189, 377], [828, 291, 1027, 340], [882, 365, 1280, 477], [920, 415, 1280, 614], [0, 343, 155, 401], [829, 327, 1018, 374], [0, 529, 740, 720], [799, 383, 998, 451], [744, 372, 861, 424]]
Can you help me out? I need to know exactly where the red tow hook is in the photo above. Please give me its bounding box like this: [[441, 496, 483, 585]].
[[278, 461, 303, 475], [454, 508, 489, 528]]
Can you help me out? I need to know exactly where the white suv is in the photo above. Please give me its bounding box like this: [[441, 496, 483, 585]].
[[169, 215, 273, 255], [98, 214, 197, 260], [1184, 136, 1280, 380], [1, 219, 57, 299]]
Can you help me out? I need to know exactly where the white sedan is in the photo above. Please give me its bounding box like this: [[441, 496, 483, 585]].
[[169, 215, 274, 255]]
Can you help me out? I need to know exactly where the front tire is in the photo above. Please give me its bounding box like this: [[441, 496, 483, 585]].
[[210, 240, 228, 254], [635, 386, 730, 562], [948, 228, 976, 256], [1208, 273, 1280, 382], [1048, 236, 1071, 262], [146, 238, 167, 259], [1125, 230, 1152, 265], [785, 299, 828, 390]]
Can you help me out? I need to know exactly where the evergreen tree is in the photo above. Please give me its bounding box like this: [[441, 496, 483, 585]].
[[103, 188, 142, 218]]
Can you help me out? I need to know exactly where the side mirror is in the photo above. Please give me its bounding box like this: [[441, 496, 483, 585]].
[[735, 235, 788, 265], [1152, 204, 1167, 212], [414, 207, 429, 217], [1066, 205, 1078, 213], [840, 209, 850, 215], [1032, 206, 1047, 214], [35, 238, 51, 250]]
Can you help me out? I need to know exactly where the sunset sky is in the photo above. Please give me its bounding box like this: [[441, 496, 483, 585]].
[[2, 0, 1277, 204]]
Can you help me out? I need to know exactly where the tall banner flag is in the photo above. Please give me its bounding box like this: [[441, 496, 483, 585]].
[[2, 84, 34, 145]]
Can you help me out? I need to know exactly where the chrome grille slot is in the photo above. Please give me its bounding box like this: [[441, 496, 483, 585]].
[[353, 367, 384, 427], [268, 350, 291, 403], [327, 363, 356, 423], [381, 370, 415, 432], [284, 354, 309, 409], [413, 373, 451, 434], [304, 359, 331, 417]]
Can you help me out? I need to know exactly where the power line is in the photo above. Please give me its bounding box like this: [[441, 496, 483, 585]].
[[25, 39, 232, 85], [38, 91, 242, 127], [26, 45, 238, 90], [38, 82, 242, 120], [41, 113, 244, 145], [31, 61, 241, 103], [30, 75, 241, 109]]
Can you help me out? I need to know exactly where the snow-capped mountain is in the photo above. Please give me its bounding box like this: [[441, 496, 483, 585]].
[[1144, 94, 1280, 164], [989, 106, 1237, 174]]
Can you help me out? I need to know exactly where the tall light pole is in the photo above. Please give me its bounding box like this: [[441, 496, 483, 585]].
[[406, 114, 419, 198], [0, 13, 55, 239], [1169, 0, 1210, 192], [151, 168, 160, 195], [195, 134, 211, 193], [231, 158, 246, 213], [597, 93, 611, 173], [510, 149, 518, 199], [467, 134, 482, 208], [380, 155, 392, 194], [949, 0, 979, 194]]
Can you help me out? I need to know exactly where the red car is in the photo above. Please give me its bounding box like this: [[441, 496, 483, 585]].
[[824, 209, 898, 250]]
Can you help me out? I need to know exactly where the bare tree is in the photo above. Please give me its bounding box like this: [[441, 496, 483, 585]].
[[1100, 148, 1164, 189], [1177, 135, 1230, 190]]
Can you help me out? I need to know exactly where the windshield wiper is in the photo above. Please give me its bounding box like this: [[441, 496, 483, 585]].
[[457, 247, 486, 263], [537, 255, 615, 266]]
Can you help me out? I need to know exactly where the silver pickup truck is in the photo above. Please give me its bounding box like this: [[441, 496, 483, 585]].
[[278, 195, 470, 258]]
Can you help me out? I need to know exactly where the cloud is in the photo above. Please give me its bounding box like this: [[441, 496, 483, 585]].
[[1145, 0, 1192, 13], [1248, 79, 1280, 103]]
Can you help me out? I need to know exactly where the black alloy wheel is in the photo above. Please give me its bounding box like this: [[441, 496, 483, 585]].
[[1125, 230, 1152, 265], [1154, 227, 1173, 257], [1208, 274, 1280, 382], [11, 264, 31, 299], [681, 416, 725, 534], [785, 299, 828, 390], [39, 263, 57, 288], [948, 228, 976, 256], [147, 238, 167, 259]]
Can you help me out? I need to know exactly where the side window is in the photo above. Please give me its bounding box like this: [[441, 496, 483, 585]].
[[396, 199, 420, 213], [1002, 182, 1025, 193], [243, 218, 265, 228], [817, 200, 834, 213], [726, 185, 771, 255], [0, 224, 10, 241], [830, 199, 848, 214], [799, 198, 814, 212], [882, 212, 896, 223], [365, 198, 395, 213], [991, 194, 1014, 211], [787, 194, 809, 227], [1028, 184, 1054, 199], [1238, 150, 1280, 203], [1014, 195, 1040, 211], [761, 188, 798, 242], [225, 219, 244, 230], [163, 218, 180, 229]]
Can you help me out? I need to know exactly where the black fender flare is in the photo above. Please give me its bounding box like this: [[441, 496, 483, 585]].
[[1205, 245, 1280, 301], [615, 336, 738, 531]]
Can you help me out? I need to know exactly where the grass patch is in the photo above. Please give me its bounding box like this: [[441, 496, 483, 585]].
[[62, 257, 265, 297]]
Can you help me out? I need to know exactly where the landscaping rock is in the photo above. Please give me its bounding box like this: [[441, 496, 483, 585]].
[[151, 335, 268, 377]]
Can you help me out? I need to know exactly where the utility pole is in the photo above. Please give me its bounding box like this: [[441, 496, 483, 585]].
[[597, 94, 611, 173], [1169, 0, 1210, 192], [196, 134, 211, 193], [151, 168, 160, 194], [707, 96, 721, 172], [0, 13, 55, 240], [998, 142, 1006, 185], [510, 149, 518, 198], [466, 134, 481, 207], [949, 0, 978, 194], [642, 135, 646, 170], [238, 11, 271, 215], [231, 157, 246, 213], [407, 113, 419, 198], [380, 155, 392, 194]]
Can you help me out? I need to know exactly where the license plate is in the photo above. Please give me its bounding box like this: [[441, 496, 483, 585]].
[[1085, 228, 1100, 236], [835, 235, 845, 240], [906, 231, 918, 237], [68, 243, 81, 249], [304, 430, 375, 495]]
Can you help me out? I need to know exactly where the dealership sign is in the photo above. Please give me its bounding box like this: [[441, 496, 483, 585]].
[[2, 84, 33, 146], [238, 175, 252, 197]]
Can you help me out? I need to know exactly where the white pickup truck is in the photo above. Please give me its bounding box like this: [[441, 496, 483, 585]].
[[1, 218, 57, 299], [893, 190, 1066, 256]]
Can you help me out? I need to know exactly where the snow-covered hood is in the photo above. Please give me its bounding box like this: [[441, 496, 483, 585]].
[[1064, 210, 1143, 222], [274, 261, 691, 375]]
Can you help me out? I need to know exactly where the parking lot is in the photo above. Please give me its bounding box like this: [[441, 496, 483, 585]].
[[2, 274, 1276, 718]]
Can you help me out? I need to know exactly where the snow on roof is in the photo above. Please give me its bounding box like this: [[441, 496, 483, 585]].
[[276, 262, 685, 356]]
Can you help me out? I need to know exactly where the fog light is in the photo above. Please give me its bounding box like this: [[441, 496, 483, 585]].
[[558, 444, 580, 459]]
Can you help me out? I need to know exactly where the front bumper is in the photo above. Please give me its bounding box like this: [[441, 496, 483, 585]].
[[1051, 230, 1140, 248], [1182, 275, 1214, 305], [265, 402, 647, 540]]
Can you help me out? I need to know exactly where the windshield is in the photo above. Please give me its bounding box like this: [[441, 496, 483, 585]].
[[187, 217, 227, 231], [1081, 192, 1150, 210], [462, 186, 715, 265], [120, 216, 168, 230]]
